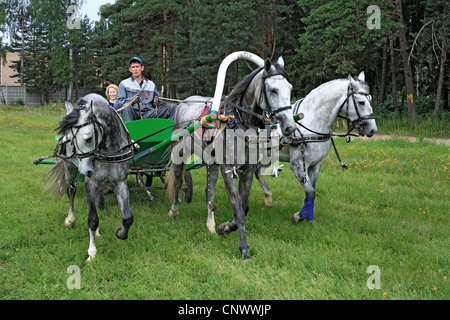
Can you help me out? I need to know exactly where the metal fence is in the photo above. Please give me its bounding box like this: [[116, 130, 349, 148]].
[[0, 86, 87, 107]]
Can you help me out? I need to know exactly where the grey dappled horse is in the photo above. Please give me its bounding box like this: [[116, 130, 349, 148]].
[[166, 57, 296, 260], [255, 72, 378, 222], [47, 94, 135, 261]]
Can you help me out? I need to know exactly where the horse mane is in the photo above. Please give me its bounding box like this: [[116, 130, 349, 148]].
[[309, 78, 370, 99], [56, 107, 81, 134], [56, 97, 94, 134], [56, 95, 116, 135], [356, 79, 370, 93], [223, 59, 289, 111], [224, 66, 264, 108], [262, 61, 289, 82]]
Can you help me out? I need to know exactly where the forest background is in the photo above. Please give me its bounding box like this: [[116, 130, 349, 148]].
[[0, 0, 448, 122]]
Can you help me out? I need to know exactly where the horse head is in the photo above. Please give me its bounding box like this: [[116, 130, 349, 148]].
[[261, 57, 296, 136], [58, 97, 104, 178], [346, 72, 378, 137]]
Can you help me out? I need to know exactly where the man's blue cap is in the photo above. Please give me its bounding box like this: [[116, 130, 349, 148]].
[[129, 57, 143, 65]]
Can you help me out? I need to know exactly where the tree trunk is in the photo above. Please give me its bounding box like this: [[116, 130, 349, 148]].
[[434, 34, 446, 121], [396, 0, 416, 122], [378, 37, 388, 104], [389, 35, 397, 113], [187, 0, 196, 96]]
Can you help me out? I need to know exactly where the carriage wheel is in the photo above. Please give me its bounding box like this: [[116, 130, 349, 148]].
[[183, 171, 193, 203]]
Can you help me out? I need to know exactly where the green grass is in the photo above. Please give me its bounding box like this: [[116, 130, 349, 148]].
[[0, 105, 448, 300], [369, 114, 449, 138]]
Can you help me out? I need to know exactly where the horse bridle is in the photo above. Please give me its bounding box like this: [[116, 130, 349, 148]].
[[261, 69, 292, 123], [70, 112, 104, 160], [339, 83, 375, 132], [55, 106, 134, 163], [230, 66, 292, 127]]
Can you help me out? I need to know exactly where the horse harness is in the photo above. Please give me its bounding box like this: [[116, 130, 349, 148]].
[[287, 82, 374, 145], [284, 82, 375, 178], [55, 104, 135, 164], [225, 65, 292, 131]]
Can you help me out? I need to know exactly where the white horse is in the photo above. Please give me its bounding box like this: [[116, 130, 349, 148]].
[[47, 94, 135, 261], [255, 72, 378, 222]]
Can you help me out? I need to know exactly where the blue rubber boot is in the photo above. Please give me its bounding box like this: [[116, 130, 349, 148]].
[[299, 198, 315, 221]]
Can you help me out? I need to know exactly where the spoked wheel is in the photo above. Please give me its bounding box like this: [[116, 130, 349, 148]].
[[183, 171, 193, 203]]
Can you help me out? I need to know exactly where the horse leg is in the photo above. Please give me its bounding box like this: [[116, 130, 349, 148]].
[[205, 164, 219, 234], [217, 165, 251, 261], [238, 166, 255, 216], [113, 180, 134, 240], [85, 181, 99, 261], [295, 161, 323, 222], [64, 165, 78, 228], [167, 163, 186, 218], [290, 158, 316, 223], [254, 163, 273, 207]]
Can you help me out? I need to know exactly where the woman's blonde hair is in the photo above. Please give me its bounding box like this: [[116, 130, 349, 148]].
[[105, 84, 119, 99]]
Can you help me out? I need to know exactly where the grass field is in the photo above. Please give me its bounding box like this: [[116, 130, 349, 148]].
[[0, 104, 448, 300]]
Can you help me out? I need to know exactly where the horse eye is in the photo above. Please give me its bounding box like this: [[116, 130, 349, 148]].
[[85, 137, 93, 143], [270, 89, 278, 95], [358, 101, 365, 105]]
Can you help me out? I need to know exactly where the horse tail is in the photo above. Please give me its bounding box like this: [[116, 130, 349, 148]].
[[165, 162, 186, 202], [45, 160, 67, 200]]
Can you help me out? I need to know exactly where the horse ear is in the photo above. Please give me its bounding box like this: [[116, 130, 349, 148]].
[[64, 100, 74, 115], [358, 71, 365, 82], [264, 57, 272, 72], [348, 74, 358, 87], [276, 56, 285, 68]]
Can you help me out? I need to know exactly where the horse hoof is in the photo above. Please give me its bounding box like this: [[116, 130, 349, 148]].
[[263, 196, 273, 208], [218, 223, 231, 235], [64, 216, 75, 228], [168, 209, 179, 218], [115, 227, 128, 240], [218, 222, 237, 235], [291, 212, 315, 224], [263, 199, 272, 207], [291, 212, 305, 224], [87, 250, 96, 262], [206, 223, 216, 234], [241, 253, 252, 261]]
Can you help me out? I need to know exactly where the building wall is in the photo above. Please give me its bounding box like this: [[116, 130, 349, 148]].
[[0, 52, 87, 106], [0, 52, 21, 86], [0, 85, 88, 106]]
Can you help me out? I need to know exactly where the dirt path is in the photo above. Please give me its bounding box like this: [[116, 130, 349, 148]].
[[359, 134, 450, 146]]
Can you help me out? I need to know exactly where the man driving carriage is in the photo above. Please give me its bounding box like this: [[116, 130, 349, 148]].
[[117, 57, 178, 122]]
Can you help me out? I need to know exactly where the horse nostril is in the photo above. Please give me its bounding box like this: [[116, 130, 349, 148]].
[[86, 171, 93, 178], [283, 125, 294, 136]]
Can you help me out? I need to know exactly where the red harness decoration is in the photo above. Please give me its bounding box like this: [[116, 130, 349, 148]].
[[195, 104, 222, 141]]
